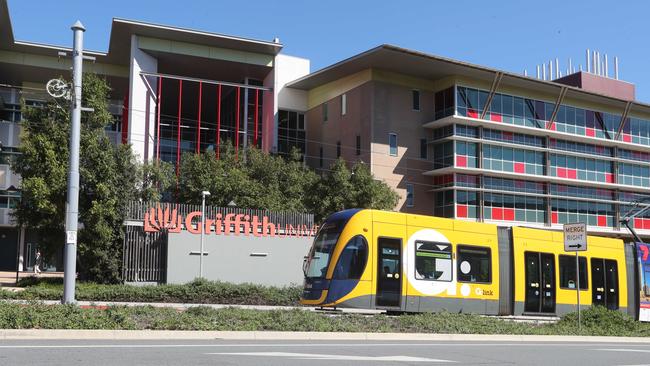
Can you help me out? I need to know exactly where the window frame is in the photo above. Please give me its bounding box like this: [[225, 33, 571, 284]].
[[389, 133, 398, 156], [414, 240, 453, 282], [356, 135, 361, 156], [412, 89, 421, 111], [420, 138, 427, 159], [406, 183, 414, 207], [456, 244, 492, 284]]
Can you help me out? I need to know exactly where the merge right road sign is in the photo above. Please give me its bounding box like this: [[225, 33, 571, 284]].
[[564, 222, 587, 252]]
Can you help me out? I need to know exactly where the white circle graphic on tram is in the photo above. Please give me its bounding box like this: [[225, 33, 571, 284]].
[[461, 284, 471, 297], [460, 261, 471, 274], [406, 228, 457, 296]]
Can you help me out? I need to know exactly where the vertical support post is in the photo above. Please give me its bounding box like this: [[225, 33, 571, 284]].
[[176, 80, 182, 174], [235, 86, 240, 160], [576, 251, 581, 331], [216, 84, 221, 159], [63, 21, 85, 304], [254, 89, 259, 147], [156, 76, 162, 161], [197, 81, 202, 154], [200, 194, 206, 278]]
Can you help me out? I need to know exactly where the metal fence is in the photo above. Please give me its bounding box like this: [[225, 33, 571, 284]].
[[122, 201, 315, 283]]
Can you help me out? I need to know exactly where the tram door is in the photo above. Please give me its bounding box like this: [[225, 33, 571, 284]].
[[376, 237, 402, 308], [591, 258, 619, 310], [524, 252, 556, 313]]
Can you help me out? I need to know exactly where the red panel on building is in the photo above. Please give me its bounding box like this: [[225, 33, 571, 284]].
[[597, 215, 607, 227], [457, 205, 467, 218], [514, 162, 525, 174], [456, 155, 467, 167], [490, 112, 502, 122], [492, 208, 503, 220], [557, 167, 567, 178], [504, 208, 515, 221], [467, 109, 478, 118], [605, 173, 614, 183], [567, 169, 577, 180], [635, 218, 643, 228], [586, 128, 595, 137], [552, 212, 559, 224], [623, 134, 632, 143]]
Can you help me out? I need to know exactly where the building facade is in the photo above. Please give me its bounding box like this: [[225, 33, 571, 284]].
[[1, 1, 649, 271], [287, 45, 650, 239]]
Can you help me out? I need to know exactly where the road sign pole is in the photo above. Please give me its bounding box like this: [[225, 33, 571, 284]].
[[576, 251, 580, 331]]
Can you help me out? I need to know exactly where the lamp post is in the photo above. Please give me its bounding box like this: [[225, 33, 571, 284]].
[[199, 190, 210, 278]]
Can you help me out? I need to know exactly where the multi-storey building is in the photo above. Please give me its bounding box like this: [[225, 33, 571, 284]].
[[287, 45, 650, 239], [1, 0, 649, 272], [0, 0, 309, 270]]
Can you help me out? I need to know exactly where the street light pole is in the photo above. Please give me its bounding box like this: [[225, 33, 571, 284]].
[[199, 190, 211, 278], [63, 21, 85, 304]]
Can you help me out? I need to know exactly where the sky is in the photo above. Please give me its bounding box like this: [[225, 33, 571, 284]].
[[7, 0, 650, 102]]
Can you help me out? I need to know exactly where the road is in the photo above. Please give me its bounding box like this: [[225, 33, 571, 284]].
[[1, 339, 650, 365]]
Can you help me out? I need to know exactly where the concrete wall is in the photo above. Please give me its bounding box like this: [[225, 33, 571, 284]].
[[127, 35, 158, 162], [273, 54, 310, 152], [305, 81, 373, 170], [371, 80, 434, 215], [166, 230, 312, 286], [305, 77, 435, 215]]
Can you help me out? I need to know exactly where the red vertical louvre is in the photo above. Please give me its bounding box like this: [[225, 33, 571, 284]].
[[235, 86, 240, 160], [121, 91, 129, 144], [216, 84, 221, 160], [176, 80, 182, 175], [197, 81, 202, 154], [254, 89, 259, 147], [156, 77, 162, 162]]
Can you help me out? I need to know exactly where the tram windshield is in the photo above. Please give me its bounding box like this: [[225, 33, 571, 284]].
[[303, 219, 345, 278]]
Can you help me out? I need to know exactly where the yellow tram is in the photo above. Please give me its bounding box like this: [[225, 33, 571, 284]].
[[301, 209, 633, 317]]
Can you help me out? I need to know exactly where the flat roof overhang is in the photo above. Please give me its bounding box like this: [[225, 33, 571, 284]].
[[288, 45, 650, 115], [106, 18, 283, 66]]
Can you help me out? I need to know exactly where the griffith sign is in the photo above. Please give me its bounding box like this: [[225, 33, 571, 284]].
[[144, 205, 318, 238]]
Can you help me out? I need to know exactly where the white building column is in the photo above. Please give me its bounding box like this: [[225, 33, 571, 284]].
[[128, 34, 158, 162]]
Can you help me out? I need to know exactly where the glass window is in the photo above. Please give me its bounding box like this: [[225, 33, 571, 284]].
[[304, 220, 346, 278], [406, 183, 414, 207], [420, 138, 427, 159], [341, 94, 347, 116], [333, 235, 368, 280], [356, 135, 361, 156], [559, 255, 588, 289], [412, 90, 420, 111], [389, 133, 398, 156], [322, 102, 328, 122], [457, 245, 491, 283], [336, 141, 341, 158], [415, 241, 452, 281]]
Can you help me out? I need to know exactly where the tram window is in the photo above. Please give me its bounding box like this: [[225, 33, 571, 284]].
[[559, 255, 588, 290], [333, 235, 368, 280], [457, 245, 491, 283], [415, 241, 452, 281]]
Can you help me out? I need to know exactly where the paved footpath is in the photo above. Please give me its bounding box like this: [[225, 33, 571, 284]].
[[2, 333, 650, 365]]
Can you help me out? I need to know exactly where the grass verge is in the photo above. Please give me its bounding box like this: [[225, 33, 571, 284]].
[[0, 278, 301, 306], [2, 303, 650, 336]]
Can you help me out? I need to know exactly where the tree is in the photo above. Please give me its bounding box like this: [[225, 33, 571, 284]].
[[310, 158, 400, 222], [177, 145, 317, 212], [177, 146, 399, 223], [12, 74, 163, 283]]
